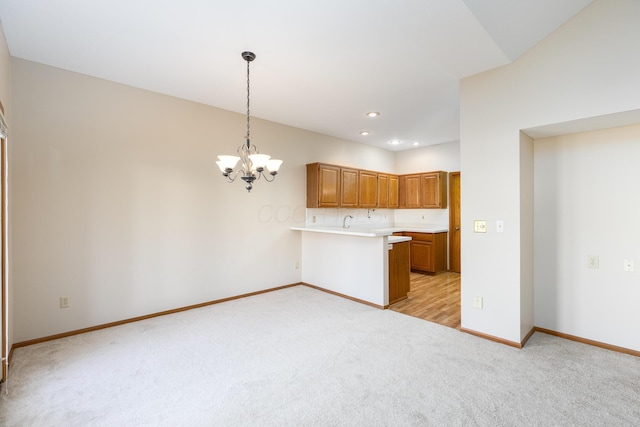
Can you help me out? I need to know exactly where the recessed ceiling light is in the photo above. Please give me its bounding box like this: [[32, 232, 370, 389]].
[[360, 131, 370, 136], [388, 140, 400, 145], [412, 142, 420, 146], [367, 112, 380, 118]]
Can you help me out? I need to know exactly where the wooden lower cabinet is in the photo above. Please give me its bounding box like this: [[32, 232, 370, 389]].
[[403, 232, 448, 273], [388, 241, 410, 305]]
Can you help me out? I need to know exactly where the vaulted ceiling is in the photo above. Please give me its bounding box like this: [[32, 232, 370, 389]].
[[0, 0, 593, 150]]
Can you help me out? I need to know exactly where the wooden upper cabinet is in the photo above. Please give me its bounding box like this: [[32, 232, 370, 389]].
[[421, 171, 448, 208], [359, 170, 378, 208], [397, 171, 448, 209], [401, 174, 422, 208], [307, 162, 444, 209], [306, 163, 340, 208], [377, 174, 389, 208], [341, 168, 359, 207], [388, 175, 399, 208]]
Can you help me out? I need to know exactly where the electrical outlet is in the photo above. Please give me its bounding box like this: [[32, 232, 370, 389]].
[[587, 255, 599, 269], [60, 297, 70, 308], [295, 261, 300, 269], [473, 296, 483, 309], [624, 259, 634, 272]]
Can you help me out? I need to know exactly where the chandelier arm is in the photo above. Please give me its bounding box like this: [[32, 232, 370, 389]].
[[223, 168, 248, 183], [260, 171, 277, 182]]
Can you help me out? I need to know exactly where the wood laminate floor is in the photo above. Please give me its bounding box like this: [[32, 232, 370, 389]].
[[390, 271, 461, 329]]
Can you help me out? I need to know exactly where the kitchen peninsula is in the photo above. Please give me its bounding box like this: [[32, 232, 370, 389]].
[[291, 226, 447, 308]]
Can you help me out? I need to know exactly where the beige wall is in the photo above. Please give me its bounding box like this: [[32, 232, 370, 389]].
[[10, 58, 395, 342], [534, 124, 640, 351], [394, 141, 459, 174], [460, 0, 640, 348]]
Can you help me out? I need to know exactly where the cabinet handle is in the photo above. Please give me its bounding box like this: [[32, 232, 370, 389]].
[[455, 226, 460, 231]]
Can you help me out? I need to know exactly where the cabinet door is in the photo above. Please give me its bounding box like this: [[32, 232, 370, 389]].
[[410, 240, 434, 272], [389, 241, 410, 305], [421, 171, 448, 208], [377, 174, 388, 208], [341, 168, 359, 207], [359, 170, 378, 208], [388, 175, 399, 208], [403, 174, 422, 208], [306, 163, 340, 208]]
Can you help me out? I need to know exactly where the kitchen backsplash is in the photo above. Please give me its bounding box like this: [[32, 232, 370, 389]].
[[306, 208, 394, 228], [393, 209, 449, 228], [306, 208, 449, 229]]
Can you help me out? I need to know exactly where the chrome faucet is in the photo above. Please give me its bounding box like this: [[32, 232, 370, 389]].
[[343, 215, 354, 229]]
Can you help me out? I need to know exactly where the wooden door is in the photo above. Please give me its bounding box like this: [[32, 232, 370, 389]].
[[377, 174, 388, 208], [340, 168, 359, 207], [388, 175, 399, 208], [449, 172, 461, 273], [358, 170, 377, 208]]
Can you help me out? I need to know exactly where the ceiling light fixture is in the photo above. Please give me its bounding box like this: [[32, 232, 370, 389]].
[[389, 140, 400, 145], [216, 51, 282, 192], [367, 112, 380, 118], [412, 142, 420, 146], [360, 131, 370, 136]]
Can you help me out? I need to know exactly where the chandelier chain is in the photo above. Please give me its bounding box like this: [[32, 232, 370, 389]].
[[246, 58, 250, 141]]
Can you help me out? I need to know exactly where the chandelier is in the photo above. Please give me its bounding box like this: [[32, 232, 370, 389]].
[[216, 51, 282, 192]]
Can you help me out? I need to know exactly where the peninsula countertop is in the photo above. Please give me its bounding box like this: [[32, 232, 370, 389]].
[[290, 225, 449, 237]]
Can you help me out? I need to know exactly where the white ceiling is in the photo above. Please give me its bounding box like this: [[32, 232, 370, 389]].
[[0, 0, 593, 151]]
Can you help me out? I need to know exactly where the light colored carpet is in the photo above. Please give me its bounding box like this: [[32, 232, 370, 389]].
[[1, 285, 638, 426]]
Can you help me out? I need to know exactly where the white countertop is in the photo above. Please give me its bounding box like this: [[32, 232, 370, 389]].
[[388, 235, 411, 244], [290, 225, 448, 237]]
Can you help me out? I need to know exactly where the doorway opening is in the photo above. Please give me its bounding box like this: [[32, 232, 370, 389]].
[[390, 172, 461, 329]]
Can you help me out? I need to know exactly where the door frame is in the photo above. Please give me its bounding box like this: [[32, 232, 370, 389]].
[[1, 104, 8, 383], [448, 172, 461, 273]]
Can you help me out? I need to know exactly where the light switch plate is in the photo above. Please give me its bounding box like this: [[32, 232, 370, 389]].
[[474, 220, 487, 233], [496, 220, 504, 233], [587, 255, 599, 269]]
